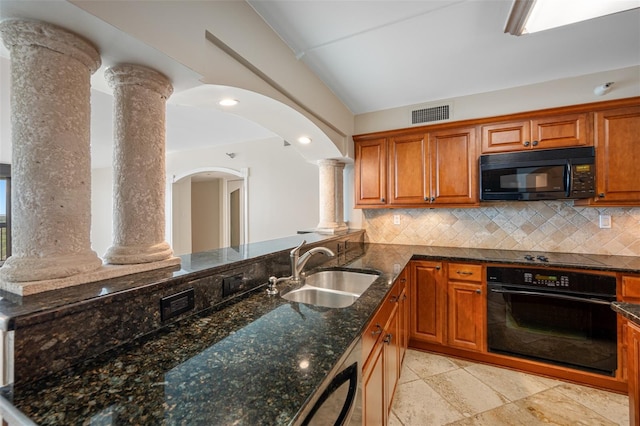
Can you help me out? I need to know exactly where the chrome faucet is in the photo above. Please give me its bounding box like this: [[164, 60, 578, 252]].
[[290, 240, 335, 281], [266, 240, 335, 295]]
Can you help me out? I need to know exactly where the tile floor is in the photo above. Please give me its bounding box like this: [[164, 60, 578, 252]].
[[390, 350, 630, 425]]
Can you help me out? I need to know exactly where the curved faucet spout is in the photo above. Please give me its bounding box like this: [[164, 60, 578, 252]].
[[290, 241, 335, 281]]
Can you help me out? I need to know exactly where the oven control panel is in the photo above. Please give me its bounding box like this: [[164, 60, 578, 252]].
[[487, 266, 616, 296]]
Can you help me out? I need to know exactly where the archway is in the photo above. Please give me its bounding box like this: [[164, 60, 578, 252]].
[[169, 167, 248, 255]]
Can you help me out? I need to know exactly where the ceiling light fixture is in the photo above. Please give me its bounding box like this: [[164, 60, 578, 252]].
[[298, 136, 312, 145], [505, 0, 639, 36], [594, 82, 614, 96], [219, 98, 239, 106]]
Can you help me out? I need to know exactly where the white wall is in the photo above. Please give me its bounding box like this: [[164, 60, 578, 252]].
[[354, 66, 640, 135], [90, 167, 113, 259], [167, 136, 320, 245], [171, 177, 192, 256]]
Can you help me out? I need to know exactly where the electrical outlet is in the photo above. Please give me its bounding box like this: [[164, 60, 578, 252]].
[[160, 288, 195, 322], [393, 214, 401, 225], [599, 214, 612, 229], [223, 273, 244, 297]]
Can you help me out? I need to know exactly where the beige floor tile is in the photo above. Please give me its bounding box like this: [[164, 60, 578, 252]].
[[403, 350, 459, 379], [446, 402, 548, 426], [388, 410, 403, 426], [392, 379, 465, 426], [514, 387, 618, 425], [553, 383, 630, 426], [423, 368, 509, 417], [463, 362, 558, 401], [398, 362, 420, 385]]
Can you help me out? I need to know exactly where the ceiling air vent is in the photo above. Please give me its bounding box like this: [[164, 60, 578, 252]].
[[411, 104, 451, 125]]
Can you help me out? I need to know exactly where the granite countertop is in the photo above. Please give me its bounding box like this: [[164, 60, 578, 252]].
[[612, 302, 640, 327], [1, 239, 639, 424], [1, 244, 411, 425]]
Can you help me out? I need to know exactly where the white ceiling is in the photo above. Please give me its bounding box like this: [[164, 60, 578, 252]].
[[1, 0, 639, 169], [248, 0, 640, 114]]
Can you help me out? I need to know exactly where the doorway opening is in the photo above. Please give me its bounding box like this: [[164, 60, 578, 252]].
[[170, 167, 248, 256]]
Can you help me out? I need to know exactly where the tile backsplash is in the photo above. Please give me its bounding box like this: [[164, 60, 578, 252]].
[[362, 201, 640, 256]]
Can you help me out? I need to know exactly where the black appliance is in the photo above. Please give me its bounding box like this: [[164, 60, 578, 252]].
[[480, 146, 596, 200], [487, 266, 617, 376], [301, 338, 362, 425]]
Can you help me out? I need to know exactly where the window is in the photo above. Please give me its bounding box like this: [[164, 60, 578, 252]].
[[0, 164, 11, 264]]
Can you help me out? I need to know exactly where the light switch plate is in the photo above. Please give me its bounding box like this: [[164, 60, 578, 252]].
[[393, 214, 400, 225], [599, 214, 612, 229]]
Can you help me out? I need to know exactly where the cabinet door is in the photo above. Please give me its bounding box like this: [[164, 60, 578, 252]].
[[628, 321, 640, 426], [410, 261, 445, 344], [481, 120, 530, 153], [362, 341, 385, 426], [399, 279, 409, 363], [429, 127, 478, 205], [388, 134, 429, 205], [447, 281, 485, 352], [593, 106, 640, 204], [355, 138, 387, 206], [384, 304, 400, 416], [531, 113, 588, 150]]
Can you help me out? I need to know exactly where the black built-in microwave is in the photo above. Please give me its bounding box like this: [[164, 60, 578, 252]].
[[480, 147, 596, 201]]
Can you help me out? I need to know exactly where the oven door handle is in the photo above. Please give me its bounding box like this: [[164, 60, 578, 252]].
[[489, 288, 612, 306]]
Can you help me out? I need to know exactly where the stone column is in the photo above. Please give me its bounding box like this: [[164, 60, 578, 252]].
[[104, 64, 176, 265], [0, 19, 102, 282], [316, 159, 348, 234]]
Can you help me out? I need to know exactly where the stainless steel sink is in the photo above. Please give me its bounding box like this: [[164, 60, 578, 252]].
[[304, 270, 379, 295], [281, 287, 359, 309], [280, 269, 379, 308]]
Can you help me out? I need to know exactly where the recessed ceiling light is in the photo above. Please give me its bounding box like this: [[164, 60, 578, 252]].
[[219, 98, 239, 106], [298, 136, 312, 144]]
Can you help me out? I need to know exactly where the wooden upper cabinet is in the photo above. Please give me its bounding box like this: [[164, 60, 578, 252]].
[[591, 106, 640, 205], [355, 138, 387, 206], [481, 113, 588, 153], [429, 127, 478, 205], [388, 134, 429, 205]]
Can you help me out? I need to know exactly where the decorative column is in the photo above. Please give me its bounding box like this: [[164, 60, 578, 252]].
[[0, 19, 102, 282], [316, 159, 348, 234], [104, 64, 177, 265]]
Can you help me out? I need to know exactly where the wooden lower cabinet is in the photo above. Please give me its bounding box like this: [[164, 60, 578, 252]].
[[362, 273, 407, 425], [410, 261, 445, 344], [627, 320, 640, 426], [446, 263, 485, 352]]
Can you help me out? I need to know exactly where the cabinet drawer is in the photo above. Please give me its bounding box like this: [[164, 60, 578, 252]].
[[448, 263, 483, 282], [363, 292, 396, 362], [622, 276, 640, 301]]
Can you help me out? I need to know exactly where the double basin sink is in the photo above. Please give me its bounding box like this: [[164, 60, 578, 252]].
[[281, 269, 380, 308]]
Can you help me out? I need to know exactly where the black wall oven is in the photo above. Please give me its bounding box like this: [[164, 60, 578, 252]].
[[487, 266, 617, 376]]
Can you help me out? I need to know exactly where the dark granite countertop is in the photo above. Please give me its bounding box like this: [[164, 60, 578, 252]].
[[1, 243, 410, 425], [1, 238, 639, 424], [612, 302, 640, 326]]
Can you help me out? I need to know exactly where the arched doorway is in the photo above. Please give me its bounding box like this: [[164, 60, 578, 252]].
[[170, 167, 248, 255]]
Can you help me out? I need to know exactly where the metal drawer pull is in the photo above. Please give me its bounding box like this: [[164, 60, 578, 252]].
[[457, 270, 474, 275], [371, 324, 383, 336], [384, 334, 393, 344]]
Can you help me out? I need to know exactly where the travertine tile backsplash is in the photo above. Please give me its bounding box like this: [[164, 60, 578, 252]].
[[362, 201, 640, 256]]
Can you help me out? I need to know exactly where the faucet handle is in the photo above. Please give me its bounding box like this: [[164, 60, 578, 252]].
[[290, 240, 306, 257], [266, 276, 279, 295]]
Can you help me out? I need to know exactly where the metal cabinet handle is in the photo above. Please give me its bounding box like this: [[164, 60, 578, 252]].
[[384, 334, 393, 344], [475, 289, 482, 294], [402, 294, 407, 301], [400, 278, 406, 283], [523, 141, 530, 147], [371, 324, 383, 336], [424, 197, 428, 201], [389, 295, 399, 303], [430, 197, 435, 202], [456, 270, 474, 275], [436, 265, 441, 270], [598, 193, 605, 198], [381, 197, 385, 202], [532, 140, 539, 146]]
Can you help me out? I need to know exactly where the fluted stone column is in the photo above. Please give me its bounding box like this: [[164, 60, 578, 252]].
[[316, 159, 348, 234], [104, 64, 177, 265], [0, 19, 102, 282]]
